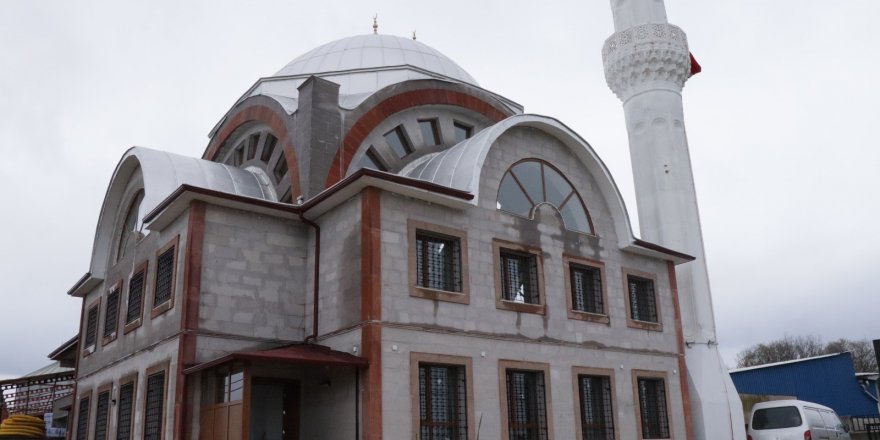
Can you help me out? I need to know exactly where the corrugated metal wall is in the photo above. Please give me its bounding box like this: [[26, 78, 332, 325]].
[[730, 352, 879, 417]]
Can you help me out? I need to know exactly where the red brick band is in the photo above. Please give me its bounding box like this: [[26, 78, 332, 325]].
[[325, 89, 510, 187]]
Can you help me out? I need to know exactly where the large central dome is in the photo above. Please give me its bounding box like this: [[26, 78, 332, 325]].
[[274, 34, 478, 86]]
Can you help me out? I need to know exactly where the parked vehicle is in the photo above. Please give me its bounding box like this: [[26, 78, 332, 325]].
[[748, 399, 851, 440]]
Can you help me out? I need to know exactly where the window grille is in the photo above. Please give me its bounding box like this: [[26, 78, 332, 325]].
[[103, 289, 119, 338], [94, 391, 110, 440], [416, 232, 462, 292], [76, 396, 89, 440], [84, 306, 98, 349], [116, 382, 134, 440], [125, 271, 145, 324], [578, 375, 614, 440], [144, 371, 165, 440], [505, 370, 549, 440], [637, 378, 670, 439], [418, 363, 468, 439], [570, 264, 603, 314], [154, 246, 175, 306], [500, 250, 540, 304], [628, 276, 658, 323]]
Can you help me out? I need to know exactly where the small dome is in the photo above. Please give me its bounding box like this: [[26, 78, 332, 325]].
[[274, 34, 478, 86]]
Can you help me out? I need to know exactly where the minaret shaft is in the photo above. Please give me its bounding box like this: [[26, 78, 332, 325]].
[[623, 90, 715, 342], [602, 1, 746, 439]]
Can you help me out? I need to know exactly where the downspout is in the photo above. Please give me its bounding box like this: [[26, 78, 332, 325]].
[[299, 212, 320, 343], [355, 368, 360, 439]]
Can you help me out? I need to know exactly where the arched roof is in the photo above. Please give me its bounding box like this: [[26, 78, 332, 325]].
[[88, 147, 276, 279], [274, 34, 478, 86], [402, 114, 638, 247]]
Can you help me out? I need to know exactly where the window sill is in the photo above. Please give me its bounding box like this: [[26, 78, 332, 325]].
[[101, 333, 117, 347], [123, 318, 142, 335], [81, 345, 96, 358], [568, 310, 610, 324], [410, 286, 470, 304], [496, 299, 546, 315], [150, 300, 173, 319], [627, 319, 663, 332]]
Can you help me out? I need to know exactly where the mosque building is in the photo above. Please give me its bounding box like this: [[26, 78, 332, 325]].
[[66, 1, 743, 439]]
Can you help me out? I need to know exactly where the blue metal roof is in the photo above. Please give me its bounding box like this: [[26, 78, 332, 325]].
[[730, 352, 879, 417]]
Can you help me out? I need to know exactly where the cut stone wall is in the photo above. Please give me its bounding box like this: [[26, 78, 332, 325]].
[[199, 205, 308, 341]]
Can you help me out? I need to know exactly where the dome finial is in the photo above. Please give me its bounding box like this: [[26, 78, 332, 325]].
[[412, 29, 417, 40], [372, 14, 378, 34]]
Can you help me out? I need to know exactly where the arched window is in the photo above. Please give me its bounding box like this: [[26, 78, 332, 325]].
[[117, 190, 144, 260], [497, 160, 593, 234]]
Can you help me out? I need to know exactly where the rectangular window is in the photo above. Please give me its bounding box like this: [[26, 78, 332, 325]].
[[637, 377, 670, 439], [505, 370, 549, 440], [261, 134, 278, 163], [418, 119, 441, 146], [418, 363, 468, 439], [628, 275, 658, 323], [577, 375, 614, 440], [358, 147, 387, 172], [493, 240, 545, 314], [116, 379, 136, 440], [571, 264, 603, 314], [76, 395, 90, 440], [453, 122, 472, 143], [103, 286, 120, 341], [416, 231, 462, 292], [125, 267, 146, 326], [500, 250, 540, 304], [94, 390, 110, 440], [409, 220, 470, 304], [215, 364, 244, 403], [384, 125, 413, 158], [273, 155, 289, 182], [153, 245, 175, 307], [144, 369, 166, 440], [84, 304, 99, 353], [233, 146, 244, 167], [246, 133, 259, 160]]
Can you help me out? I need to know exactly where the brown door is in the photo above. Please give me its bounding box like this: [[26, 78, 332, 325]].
[[281, 382, 300, 440]]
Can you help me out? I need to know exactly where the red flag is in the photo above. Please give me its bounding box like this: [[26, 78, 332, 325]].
[[689, 52, 702, 76]]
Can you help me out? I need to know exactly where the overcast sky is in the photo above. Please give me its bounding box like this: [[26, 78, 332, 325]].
[[1, 0, 878, 378]]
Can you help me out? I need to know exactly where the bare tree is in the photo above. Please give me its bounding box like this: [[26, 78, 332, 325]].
[[736, 335, 878, 372], [825, 338, 879, 373], [736, 335, 824, 368]]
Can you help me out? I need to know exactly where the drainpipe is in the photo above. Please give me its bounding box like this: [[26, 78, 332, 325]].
[[299, 213, 320, 343]]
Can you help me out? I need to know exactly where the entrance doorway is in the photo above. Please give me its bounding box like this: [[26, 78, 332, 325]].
[[250, 381, 300, 440]]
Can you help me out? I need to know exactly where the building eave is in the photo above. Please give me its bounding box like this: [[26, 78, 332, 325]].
[[144, 168, 474, 230], [67, 272, 103, 298]]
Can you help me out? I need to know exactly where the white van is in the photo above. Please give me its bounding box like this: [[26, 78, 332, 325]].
[[748, 399, 851, 440]]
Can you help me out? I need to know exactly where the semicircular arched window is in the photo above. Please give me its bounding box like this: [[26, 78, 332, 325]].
[[117, 190, 144, 261], [496, 160, 593, 234]]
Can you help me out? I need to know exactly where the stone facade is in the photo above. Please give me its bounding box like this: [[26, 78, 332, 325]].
[[67, 32, 697, 440]]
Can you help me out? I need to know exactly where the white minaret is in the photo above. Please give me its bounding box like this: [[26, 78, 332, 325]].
[[602, 1, 746, 439]]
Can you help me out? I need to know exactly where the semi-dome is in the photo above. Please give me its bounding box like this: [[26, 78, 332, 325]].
[[274, 34, 478, 86]]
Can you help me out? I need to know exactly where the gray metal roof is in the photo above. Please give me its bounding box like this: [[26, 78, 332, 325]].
[[122, 147, 276, 216], [87, 147, 276, 280], [274, 34, 478, 85]]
